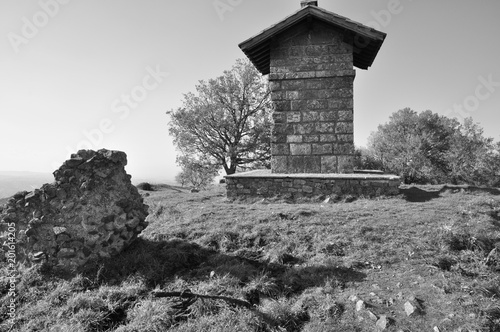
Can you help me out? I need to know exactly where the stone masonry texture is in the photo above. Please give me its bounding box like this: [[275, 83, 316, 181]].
[[226, 172, 401, 200], [0, 149, 149, 269], [269, 19, 355, 174]]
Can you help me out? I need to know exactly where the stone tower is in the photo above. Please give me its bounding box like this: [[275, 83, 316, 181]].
[[239, 1, 386, 174]]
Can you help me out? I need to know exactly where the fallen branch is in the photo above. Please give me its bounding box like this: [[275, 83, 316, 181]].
[[152, 290, 253, 309]]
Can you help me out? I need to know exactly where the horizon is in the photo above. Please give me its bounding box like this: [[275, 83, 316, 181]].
[[0, 169, 179, 199], [0, 169, 176, 185], [1, 0, 499, 181]]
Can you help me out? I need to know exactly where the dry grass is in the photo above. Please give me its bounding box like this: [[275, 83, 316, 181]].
[[2, 184, 500, 331]]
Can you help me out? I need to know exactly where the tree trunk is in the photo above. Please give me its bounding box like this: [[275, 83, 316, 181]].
[[225, 164, 237, 175], [223, 162, 237, 175]]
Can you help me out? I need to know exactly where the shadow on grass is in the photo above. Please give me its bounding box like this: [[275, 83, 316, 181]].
[[399, 187, 441, 202], [74, 238, 216, 287], [400, 185, 500, 202], [448, 185, 500, 196], [30, 239, 366, 331], [62, 237, 366, 295], [57, 239, 366, 331]]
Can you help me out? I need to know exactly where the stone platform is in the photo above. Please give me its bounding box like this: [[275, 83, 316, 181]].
[[226, 170, 400, 200]]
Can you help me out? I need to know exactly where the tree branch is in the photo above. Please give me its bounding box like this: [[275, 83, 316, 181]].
[[152, 290, 253, 309]]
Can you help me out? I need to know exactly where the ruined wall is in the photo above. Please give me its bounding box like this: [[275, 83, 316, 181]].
[[0, 149, 149, 269], [269, 19, 355, 174]]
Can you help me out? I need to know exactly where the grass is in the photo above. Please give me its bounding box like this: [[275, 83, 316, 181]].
[[2, 184, 500, 331]]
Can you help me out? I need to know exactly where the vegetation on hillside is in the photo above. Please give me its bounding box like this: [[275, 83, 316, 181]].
[[174, 156, 219, 190], [363, 108, 500, 186], [2, 185, 500, 331]]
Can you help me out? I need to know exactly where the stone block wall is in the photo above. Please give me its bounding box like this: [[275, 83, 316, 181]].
[[0, 149, 149, 269], [226, 171, 401, 200], [269, 20, 356, 174]]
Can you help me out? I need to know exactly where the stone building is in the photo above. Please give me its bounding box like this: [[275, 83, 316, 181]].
[[239, 0, 386, 174], [226, 1, 400, 199]]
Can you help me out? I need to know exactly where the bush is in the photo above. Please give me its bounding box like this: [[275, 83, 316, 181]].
[[367, 109, 500, 185], [136, 182, 154, 191]]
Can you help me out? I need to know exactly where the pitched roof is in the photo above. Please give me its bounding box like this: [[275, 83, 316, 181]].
[[239, 5, 387, 75]]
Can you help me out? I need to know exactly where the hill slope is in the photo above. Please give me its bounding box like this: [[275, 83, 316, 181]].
[[2, 185, 500, 331]]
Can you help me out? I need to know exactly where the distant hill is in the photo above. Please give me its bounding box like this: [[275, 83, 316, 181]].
[[0, 171, 54, 199], [131, 178, 178, 187], [0, 173, 179, 200]]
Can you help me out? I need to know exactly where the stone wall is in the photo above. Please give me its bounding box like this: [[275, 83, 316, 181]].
[[269, 20, 356, 174], [226, 171, 400, 200], [0, 149, 149, 269]]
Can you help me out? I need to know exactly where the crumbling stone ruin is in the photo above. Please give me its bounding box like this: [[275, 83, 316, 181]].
[[0, 149, 149, 269]]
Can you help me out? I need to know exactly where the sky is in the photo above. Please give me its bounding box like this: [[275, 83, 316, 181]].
[[1, 0, 499, 183]]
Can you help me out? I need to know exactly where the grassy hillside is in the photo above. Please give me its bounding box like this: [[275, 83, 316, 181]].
[[2, 185, 500, 331]]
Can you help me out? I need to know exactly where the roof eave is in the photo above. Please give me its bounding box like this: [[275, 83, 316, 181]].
[[239, 6, 386, 75]]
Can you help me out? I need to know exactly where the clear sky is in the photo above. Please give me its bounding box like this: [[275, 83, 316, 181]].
[[1, 0, 499, 183]]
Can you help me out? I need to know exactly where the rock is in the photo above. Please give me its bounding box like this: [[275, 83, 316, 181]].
[[408, 295, 423, 302], [366, 310, 378, 321], [356, 300, 366, 311], [126, 217, 141, 228], [349, 295, 359, 302], [13, 191, 28, 200], [56, 189, 67, 200], [0, 149, 148, 269], [344, 195, 356, 203], [64, 157, 84, 167], [190, 188, 200, 193], [25, 191, 37, 201], [433, 327, 440, 332], [53, 227, 67, 235], [32, 252, 46, 261], [254, 198, 269, 205], [370, 292, 384, 304], [404, 301, 421, 316], [58, 248, 76, 258], [376, 315, 392, 331]]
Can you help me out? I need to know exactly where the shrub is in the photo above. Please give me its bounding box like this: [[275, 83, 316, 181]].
[[136, 182, 154, 191]]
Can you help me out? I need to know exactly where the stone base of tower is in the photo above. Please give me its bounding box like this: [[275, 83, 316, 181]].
[[225, 170, 401, 201]]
